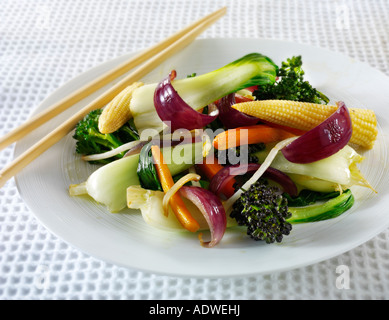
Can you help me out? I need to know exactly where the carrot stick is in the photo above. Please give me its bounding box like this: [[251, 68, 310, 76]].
[[213, 124, 296, 150], [150, 145, 200, 232]]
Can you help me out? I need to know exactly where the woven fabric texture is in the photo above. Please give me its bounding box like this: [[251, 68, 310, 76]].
[[1, 0, 389, 300]]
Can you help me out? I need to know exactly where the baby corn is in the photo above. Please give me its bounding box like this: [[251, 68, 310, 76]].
[[98, 82, 143, 134], [233, 100, 378, 149]]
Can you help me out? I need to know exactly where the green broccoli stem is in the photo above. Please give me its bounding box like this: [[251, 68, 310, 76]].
[[287, 189, 354, 223], [119, 124, 139, 141], [88, 128, 122, 151], [318, 90, 330, 104]]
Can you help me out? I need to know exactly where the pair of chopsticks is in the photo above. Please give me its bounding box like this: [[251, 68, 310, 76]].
[[0, 7, 227, 188]]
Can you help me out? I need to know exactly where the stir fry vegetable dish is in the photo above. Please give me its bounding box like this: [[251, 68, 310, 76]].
[[69, 53, 378, 247]]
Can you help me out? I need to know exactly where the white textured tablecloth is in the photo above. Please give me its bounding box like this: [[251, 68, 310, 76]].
[[1, 0, 389, 300]]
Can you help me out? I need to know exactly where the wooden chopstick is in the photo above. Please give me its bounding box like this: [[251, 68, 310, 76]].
[[0, 7, 227, 188], [0, 6, 227, 151]]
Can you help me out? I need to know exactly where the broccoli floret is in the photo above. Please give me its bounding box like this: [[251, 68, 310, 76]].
[[253, 55, 329, 104], [230, 179, 292, 244], [73, 109, 139, 164]]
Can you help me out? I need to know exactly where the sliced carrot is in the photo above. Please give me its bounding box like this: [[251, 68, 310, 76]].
[[196, 155, 236, 198], [150, 145, 200, 233], [213, 124, 296, 150]]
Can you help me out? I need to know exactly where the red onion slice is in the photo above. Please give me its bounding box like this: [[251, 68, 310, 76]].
[[154, 70, 219, 131], [281, 102, 352, 164], [209, 163, 298, 197], [179, 186, 227, 248], [217, 93, 259, 129]]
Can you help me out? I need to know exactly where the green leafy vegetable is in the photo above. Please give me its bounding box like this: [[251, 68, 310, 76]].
[[137, 140, 206, 191], [130, 53, 279, 135], [284, 189, 341, 207], [69, 141, 206, 212], [253, 55, 329, 104], [137, 142, 163, 191], [253, 144, 367, 192], [287, 189, 354, 223]]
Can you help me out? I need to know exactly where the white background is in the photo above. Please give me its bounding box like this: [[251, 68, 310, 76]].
[[1, 0, 389, 299]]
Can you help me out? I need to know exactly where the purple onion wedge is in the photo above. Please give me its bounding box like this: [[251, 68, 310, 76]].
[[154, 70, 219, 131], [217, 93, 259, 129], [179, 186, 227, 248], [281, 102, 352, 164]]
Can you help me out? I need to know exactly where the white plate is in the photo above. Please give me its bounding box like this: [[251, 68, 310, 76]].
[[14, 39, 389, 278]]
